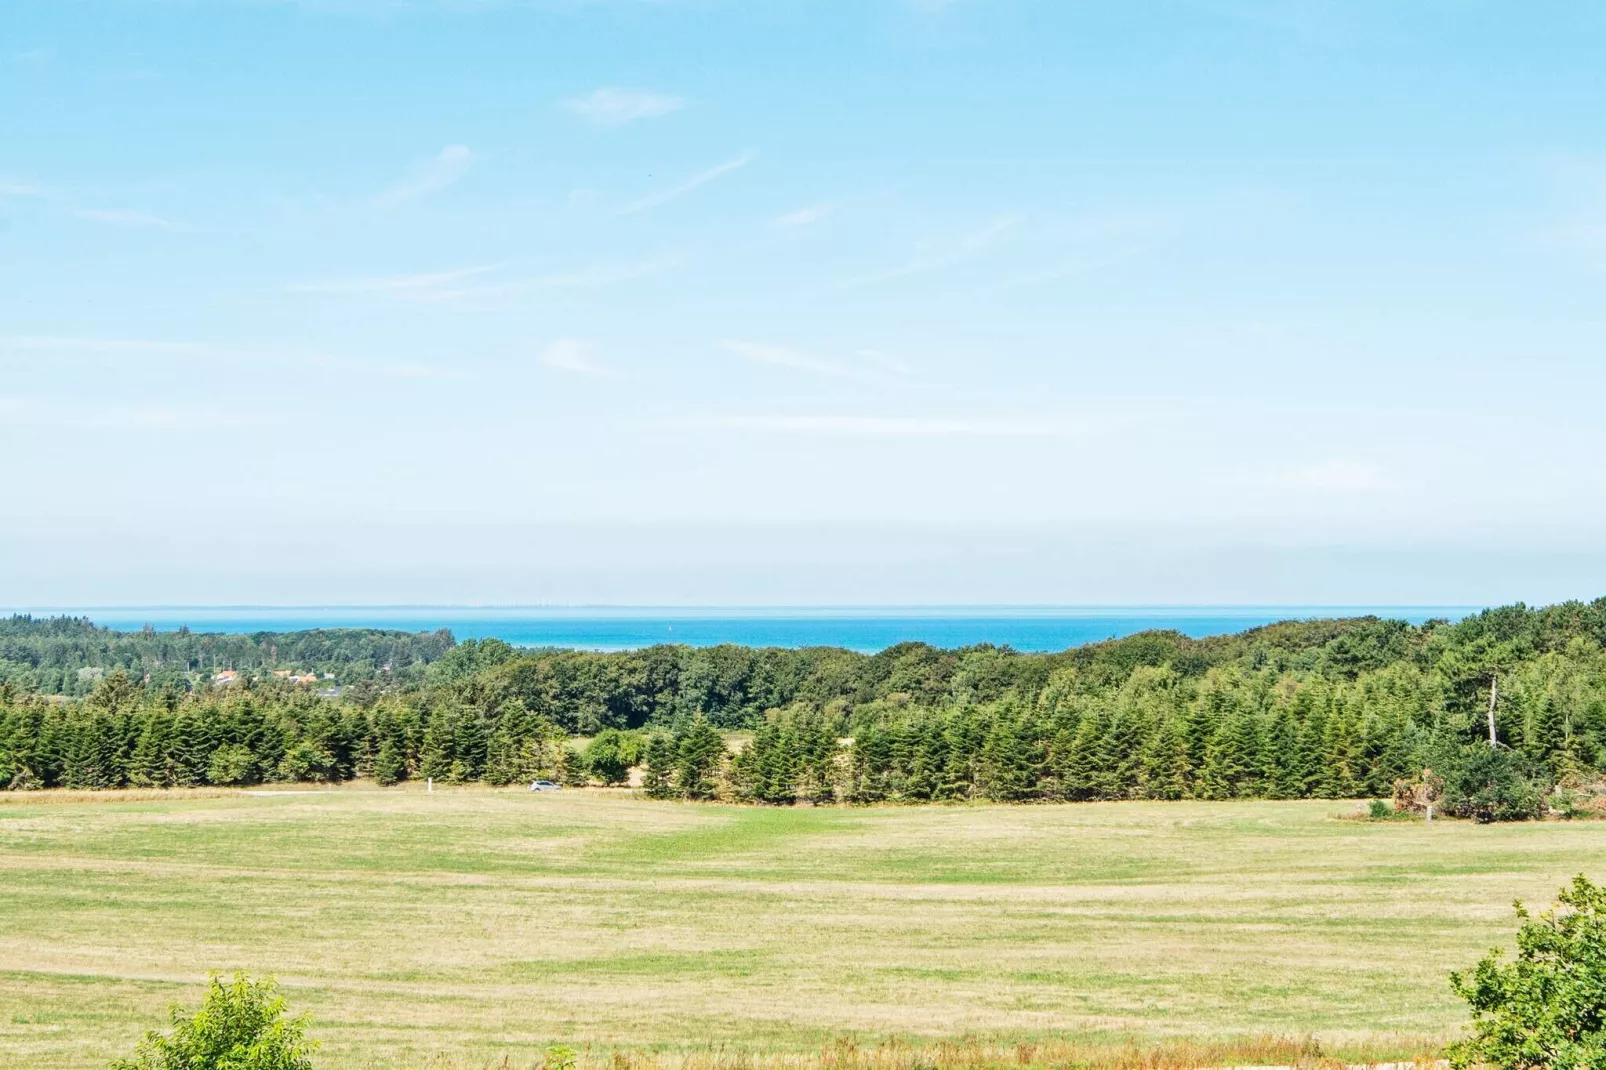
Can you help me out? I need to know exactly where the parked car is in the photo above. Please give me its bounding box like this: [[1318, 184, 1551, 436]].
[[529, 780, 562, 792]]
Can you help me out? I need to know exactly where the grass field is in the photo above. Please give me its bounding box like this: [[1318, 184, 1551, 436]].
[[2, 788, 1602, 1070]]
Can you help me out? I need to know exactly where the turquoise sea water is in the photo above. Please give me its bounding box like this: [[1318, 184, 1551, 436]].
[[9, 606, 1480, 654]]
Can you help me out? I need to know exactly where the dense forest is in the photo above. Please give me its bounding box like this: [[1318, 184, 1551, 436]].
[[3, 601, 1605, 816], [0, 615, 453, 695]]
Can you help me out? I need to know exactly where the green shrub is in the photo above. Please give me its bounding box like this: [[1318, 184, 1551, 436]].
[[1368, 799, 1392, 820], [207, 744, 259, 787], [585, 728, 632, 786], [110, 973, 316, 1070], [1443, 747, 1549, 823], [1449, 875, 1606, 1070], [276, 741, 331, 783]]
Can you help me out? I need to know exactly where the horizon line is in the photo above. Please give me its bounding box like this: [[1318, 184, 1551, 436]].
[[5, 602, 1489, 612]]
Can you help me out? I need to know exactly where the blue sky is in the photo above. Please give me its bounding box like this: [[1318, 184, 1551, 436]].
[[3, 0, 1605, 606]]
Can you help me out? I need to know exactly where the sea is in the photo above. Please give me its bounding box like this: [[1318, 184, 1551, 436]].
[[9, 605, 1481, 655]]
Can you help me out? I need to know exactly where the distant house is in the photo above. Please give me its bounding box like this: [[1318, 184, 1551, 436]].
[[288, 672, 319, 685], [213, 670, 240, 686], [272, 669, 293, 679]]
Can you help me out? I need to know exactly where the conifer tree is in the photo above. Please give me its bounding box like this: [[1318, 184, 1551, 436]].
[[128, 712, 169, 787], [450, 709, 488, 783], [976, 712, 1034, 802], [1139, 715, 1191, 800], [795, 713, 841, 804], [418, 708, 455, 783], [373, 735, 407, 786], [1261, 706, 1302, 799], [1318, 703, 1359, 798], [1059, 710, 1104, 801], [642, 731, 678, 799], [676, 715, 727, 800], [905, 716, 946, 802], [1093, 708, 1144, 799], [848, 722, 894, 803]]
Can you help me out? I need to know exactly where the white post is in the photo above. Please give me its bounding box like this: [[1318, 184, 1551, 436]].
[[427, 777, 433, 794]]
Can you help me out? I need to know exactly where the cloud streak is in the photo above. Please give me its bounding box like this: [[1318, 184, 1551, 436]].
[[721, 340, 855, 378], [563, 87, 685, 127], [0, 395, 276, 434], [540, 339, 617, 379], [72, 207, 173, 228], [620, 152, 754, 215], [1265, 458, 1398, 493], [847, 213, 1025, 287], [5, 335, 459, 381], [377, 145, 472, 205], [289, 264, 500, 297], [776, 203, 835, 228], [694, 415, 1087, 438], [288, 256, 681, 308]]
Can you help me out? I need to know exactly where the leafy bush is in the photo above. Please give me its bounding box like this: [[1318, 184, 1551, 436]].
[[276, 741, 332, 783], [207, 744, 259, 787], [1443, 747, 1549, 823], [110, 974, 316, 1070], [585, 728, 637, 786], [1449, 876, 1606, 1070]]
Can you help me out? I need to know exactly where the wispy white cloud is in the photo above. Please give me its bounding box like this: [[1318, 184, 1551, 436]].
[[1542, 158, 1606, 266], [382, 362, 463, 381], [540, 339, 617, 379], [694, 415, 1087, 438], [775, 203, 835, 228], [563, 87, 685, 127], [288, 256, 679, 310], [0, 395, 275, 433], [1265, 458, 1398, 492], [377, 144, 473, 205], [72, 207, 173, 228], [8, 336, 216, 357], [5, 335, 459, 381], [0, 181, 42, 198], [721, 340, 854, 379], [621, 151, 755, 215], [856, 348, 912, 375], [515, 255, 682, 289], [848, 213, 1025, 287], [289, 264, 500, 297], [1190, 0, 1349, 46], [986, 244, 1150, 294], [722, 340, 918, 380]]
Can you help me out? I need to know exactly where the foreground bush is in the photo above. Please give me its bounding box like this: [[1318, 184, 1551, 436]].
[[1449, 875, 1606, 1070], [111, 974, 316, 1070]]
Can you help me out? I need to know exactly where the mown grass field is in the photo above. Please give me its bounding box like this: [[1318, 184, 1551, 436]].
[[2, 789, 1601, 1070]]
